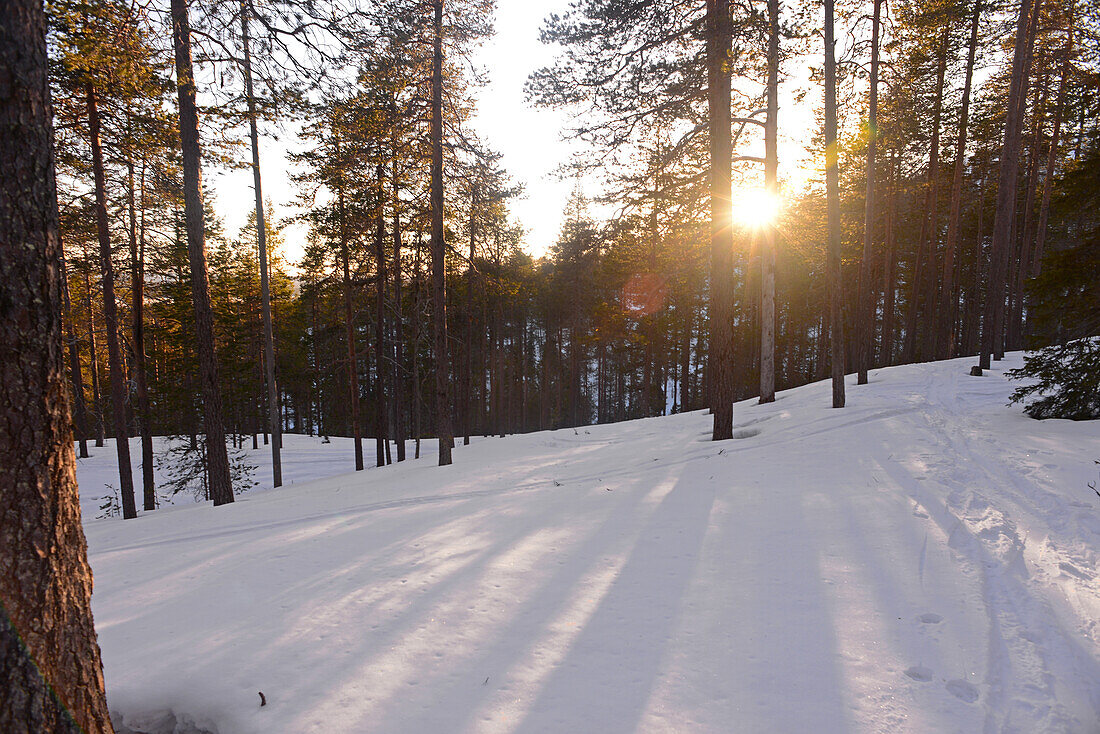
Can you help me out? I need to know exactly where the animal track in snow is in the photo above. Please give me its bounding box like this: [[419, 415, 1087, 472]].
[[946, 679, 979, 703], [918, 613, 943, 624], [904, 666, 933, 682]]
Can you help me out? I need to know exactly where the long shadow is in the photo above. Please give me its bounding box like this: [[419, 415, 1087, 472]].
[[509, 473, 716, 734], [356, 467, 682, 733]]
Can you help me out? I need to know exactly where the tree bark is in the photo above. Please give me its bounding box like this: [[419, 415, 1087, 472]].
[[903, 23, 949, 364], [857, 0, 882, 382], [0, 0, 114, 725], [374, 162, 388, 468], [981, 0, 1037, 368], [128, 154, 155, 510], [61, 250, 90, 458], [87, 84, 136, 519], [391, 156, 406, 461], [171, 0, 233, 504], [707, 0, 735, 437], [1031, 7, 1073, 279], [935, 0, 982, 360], [334, 124, 364, 471], [759, 0, 780, 403], [825, 0, 845, 407], [430, 0, 453, 464], [240, 1, 281, 487], [881, 151, 898, 366]]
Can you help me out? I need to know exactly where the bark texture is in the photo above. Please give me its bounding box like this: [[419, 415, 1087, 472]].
[[430, 0, 454, 464], [0, 1, 114, 728], [171, 0, 233, 504], [707, 0, 736, 437], [825, 0, 845, 407]]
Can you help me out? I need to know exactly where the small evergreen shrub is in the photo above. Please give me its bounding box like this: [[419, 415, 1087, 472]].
[[1008, 339, 1100, 420]]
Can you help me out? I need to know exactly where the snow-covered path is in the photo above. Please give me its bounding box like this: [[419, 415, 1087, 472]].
[[81, 354, 1100, 733]]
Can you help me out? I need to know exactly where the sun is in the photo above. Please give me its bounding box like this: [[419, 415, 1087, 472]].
[[733, 189, 781, 230]]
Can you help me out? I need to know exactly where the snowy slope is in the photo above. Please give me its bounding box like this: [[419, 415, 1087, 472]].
[[81, 353, 1100, 734]]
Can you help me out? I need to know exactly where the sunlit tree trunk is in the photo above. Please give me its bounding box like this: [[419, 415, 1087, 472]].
[[0, 1, 114, 725]]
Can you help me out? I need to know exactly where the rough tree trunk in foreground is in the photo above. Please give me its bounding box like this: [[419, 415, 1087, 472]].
[[171, 0, 233, 504], [430, 0, 454, 464], [0, 1, 114, 728], [825, 0, 845, 408], [707, 0, 735, 437]]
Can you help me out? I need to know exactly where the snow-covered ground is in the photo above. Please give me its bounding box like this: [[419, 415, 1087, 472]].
[[80, 353, 1100, 733]]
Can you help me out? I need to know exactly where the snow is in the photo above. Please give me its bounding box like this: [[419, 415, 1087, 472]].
[[79, 353, 1100, 733]]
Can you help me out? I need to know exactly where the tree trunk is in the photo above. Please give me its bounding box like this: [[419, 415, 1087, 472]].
[[463, 184, 477, 444], [391, 157, 406, 461], [87, 84, 137, 519], [707, 0, 735, 437], [61, 250, 90, 458], [1008, 77, 1047, 349], [935, 0, 982, 359], [759, 0, 780, 403], [171, 0, 233, 504], [0, 1, 114, 725], [1032, 8, 1073, 279], [825, 0, 845, 407], [903, 23, 949, 364], [881, 151, 898, 365], [981, 0, 1037, 368], [128, 155, 155, 510], [857, 0, 882, 383], [430, 0, 453, 464], [240, 1, 281, 486], [84, 267, 105, 447], [335, 132, 364, 470], [374, 162, 388, 468]]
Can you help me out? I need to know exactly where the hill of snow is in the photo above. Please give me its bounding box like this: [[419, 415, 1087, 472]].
[[80, 353, 1100, 733]]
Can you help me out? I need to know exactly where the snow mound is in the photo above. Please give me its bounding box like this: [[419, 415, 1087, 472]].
[[83, 353, 1100, 733]]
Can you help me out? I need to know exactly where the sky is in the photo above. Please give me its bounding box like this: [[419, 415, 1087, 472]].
[[209, 0, 576, 265], [208, 0, 823, 267]]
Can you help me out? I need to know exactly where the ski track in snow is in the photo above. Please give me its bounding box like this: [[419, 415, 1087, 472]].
[[78, 353, 1100, 734]]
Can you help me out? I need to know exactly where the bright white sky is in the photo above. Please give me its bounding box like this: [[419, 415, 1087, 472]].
[[210, 0, 576, 265], [208, 0, 822, 267]]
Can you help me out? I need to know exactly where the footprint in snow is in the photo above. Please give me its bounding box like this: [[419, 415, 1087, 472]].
[[918, 613, 943, 624], [946, 679, 979, 703], [904, 666, 934, 682]]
